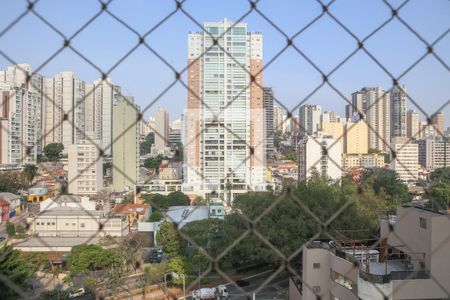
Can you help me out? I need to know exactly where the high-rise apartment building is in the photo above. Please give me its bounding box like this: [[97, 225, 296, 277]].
[[263, 87, 274, 156], [0, 64, 43, 164], [390, 85, 407, 138], [273, 104, 284, 133], [344, 121, 368, 154], [359, 87, 390, 152], [85, 78, 122, 156], [417, 136, 450, 170], [153, 107, 169, 154], [390, 137, 418, 183], [299, 104, 321, 136], [44, 71, 86, 151], [67, 140, 103, 195], [407, 109, 420, 138], [184, 19, 266, 202], [431, 111, 445, 136], [298, 131, 342, 181], [113, 100, 139, 192]]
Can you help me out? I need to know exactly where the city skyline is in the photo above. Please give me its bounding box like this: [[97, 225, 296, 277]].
[[1, 1, 449, 126]]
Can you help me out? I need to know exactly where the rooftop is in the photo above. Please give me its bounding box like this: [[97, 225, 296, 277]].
[[14, 236, 100, 248], [113, 203, 149, 215], [165, 206, 209, 228], [38, 207, 105, 217], [0, 192, 20, 201]]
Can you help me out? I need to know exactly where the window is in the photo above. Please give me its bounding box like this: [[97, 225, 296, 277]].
[[313, 263, 320, 269], [47, 222, 50, 225], [36, 222, 39, 225], [419, 217, 427, 229], [80, 223, 85, 228], [51, 222, 55, 225], [312, 286, 321, 294]]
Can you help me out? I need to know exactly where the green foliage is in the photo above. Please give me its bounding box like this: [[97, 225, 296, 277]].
[[140, 133, 154, 155], [142, 191, 190, 211], [144, 262, 166, 283], [103, 162, 112, 175], [68, 244, 121, 275], [427, 182, 450, 211], [0, 171, 24, 193], [122, 192, 134, 204], [281, 146, 298, 162], [143, 155, 168, 169], [149, 211, 164, 222], [38, 289, 69, 300], [173, 142, 183, 162], [166, 256, 186, 285], [431, 167, 450, 183], [156, 221, 181, 258], [5, 222, 15, 237], [43, 143, 64, 161], [0, 245, 34, 299], [23, 164, 38, 185]]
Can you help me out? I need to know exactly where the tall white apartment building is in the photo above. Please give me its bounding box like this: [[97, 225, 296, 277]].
[[273, 104, 284, 133], [113, 100, 139, 192], [67, 140, 103, 195], [299, 104, 322, 136], [44, 71, 85, 151], [298, 131, 342, 181], [407, 109, 420, 138], [417, 136, 450, 170], [153, 107, 169, 154], [184, 19, 266, 202], [360, 87, 391, 152], [390, 85, 407, 138], [390, 137, 418, 183], [263, 87, 274, 156], [85, 78, 122, 155], [0, 64, 43, 164]]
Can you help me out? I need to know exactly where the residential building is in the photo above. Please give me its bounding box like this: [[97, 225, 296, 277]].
[[321, 122, 344, 152], [153, 107, 169, 154], [344, 121, 368, 154], [298, 131, 342, 181], [0, 199, 11, 222], [169, 117, 182, 145], [113, 203, 150, 227], [67, 140, 103, 195], [390, 85, 407, 138], [44, 71, 86, 150], [417, 136, 450, 170], [183, 19, 266, 202], [321, 111, 338, 124], [0, 192, 21, 215], [159, 160, 183, 180], [290, 205, 450, 300], [27, 187, 49, 203], [390, 137, 418, 183], [27, 206, 129, 237], [113, 100, 139, 191], [359, 87, 390, 152], [351, 90, 365, 118], [299, 104, 321, 135], [407, 109, 420, 138], [84, 78, 122, 156], [430, 111, 445, 136], [273, 104, 284, 133], [342, 153, 385, 170], [263, 87, 274, 156]]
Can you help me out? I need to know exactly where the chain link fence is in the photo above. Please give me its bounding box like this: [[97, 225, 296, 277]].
[[0, 0, 449, 299]]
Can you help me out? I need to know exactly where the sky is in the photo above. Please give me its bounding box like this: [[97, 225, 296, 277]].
[[0, 0, 449, 126]]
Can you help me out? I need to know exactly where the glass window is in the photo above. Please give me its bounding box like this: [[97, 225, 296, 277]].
[[313, 263, 320, 269], [419, 217, 427, 229]]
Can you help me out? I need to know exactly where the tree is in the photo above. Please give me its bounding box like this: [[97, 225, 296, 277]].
[[140, 133, 155, 155], [0, 245, 34, 299], [144, 262, 166, 284], [43, 143, 64, 161], [23, 164, 38, 186], [149, 211, 164, 222], [68, 244, 120, 275], [0, 172, 24, 193], [6, 222, 15, 237], [156, 221, 181, 258], [427, 182, 450, 211], [143, 155, 168, 170], [431, 167, 450, 183], [165, 256, 185, 285], [167, 191, 190, 206]]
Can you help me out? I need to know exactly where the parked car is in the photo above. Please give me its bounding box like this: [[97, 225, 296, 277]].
[[0, 236, 6, 242]]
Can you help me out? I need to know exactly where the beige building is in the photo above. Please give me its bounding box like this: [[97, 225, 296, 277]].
[[431, 111, 445, 136], [153, 107, 169, 154], [390, 137, 418, 183], [407, 109, 420, 139], [113, 100, 139, 191], [342, 153, 385, 170], [290, 205, 450, 300], [27, 207, 129, 237], [159, 160, 182, 180], [67, 140, 103, 195], [417, 137, 450, 170], [322, 121, 368, 154]]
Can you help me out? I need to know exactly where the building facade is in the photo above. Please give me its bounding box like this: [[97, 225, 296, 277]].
[[407, 109, 420, 139], [263, 87, 274, 156], [390, 85, 407, 138], [390, 137, 418, 183], [113, 100, 139, 191], [67, 140, 103, 195], [184, 19, 266, 202], [417, 136, 450, 170], [430, 111, 445, 136], [299, 104, 321, 136]]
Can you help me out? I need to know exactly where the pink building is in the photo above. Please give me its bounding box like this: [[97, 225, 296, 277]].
[[0, 199, 11, 223]]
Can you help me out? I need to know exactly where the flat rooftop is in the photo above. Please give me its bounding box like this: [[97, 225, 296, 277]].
[[38, 207, 105, 217], [14, 236, 100, 248], [367, 260, 409, 275]]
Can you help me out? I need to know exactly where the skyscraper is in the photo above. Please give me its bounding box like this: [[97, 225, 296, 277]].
[[44, 71, 86, 151], [299, 104, 321, 135], [153, 107, 169, 154], [431, 111, 445, 136], [407, 109, 420, 138], [184, 19, 266, 202], [85, 78, 122, 156], [113, 100, 139, 192], [390, 85, 407, 138], [359, 87, 390, 152], [273, 104, 284, 133], [0, 64, 43, 164], [263, 87, 274, 156]]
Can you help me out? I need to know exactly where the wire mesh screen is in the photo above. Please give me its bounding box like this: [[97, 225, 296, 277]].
[[0, 0, 449, 299]]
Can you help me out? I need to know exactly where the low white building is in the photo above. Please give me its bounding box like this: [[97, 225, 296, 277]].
[[27, 206, 128, 238]]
